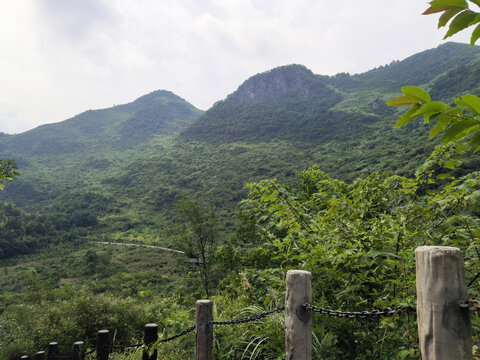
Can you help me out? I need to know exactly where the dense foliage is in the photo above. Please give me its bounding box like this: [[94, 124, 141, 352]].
[[4, 17, 480, 357], [0, 159, 18, 190]]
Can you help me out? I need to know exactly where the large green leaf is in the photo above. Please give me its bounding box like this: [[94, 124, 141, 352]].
[[394, 104, 421, 129], [386, 95, 418, 106], [429, 115, 453, 139], [468, 130, 480, 152], [438, 8, 464, 27], [401, 86, 431, 103], [444, 10, 478, 38], [460, 94, 480, 114], [430, 0, 467, 8], [471, 23, 480, 45], [423, 6, 448, 15], [411, 101, 448, 118], [442, 118, 479, 143]]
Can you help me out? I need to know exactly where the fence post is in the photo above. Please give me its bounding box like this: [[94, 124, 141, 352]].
[[73, 341, 84, 360], [285, 270, 312, 360], [34, 351, 45, 360], [97, 329, 110, 360], [47, 342, 58, 360], [415, 246, 472, 360], [196, 300, 213, 360], [143, 323, 158, 360], [20, 356, 30, 359]]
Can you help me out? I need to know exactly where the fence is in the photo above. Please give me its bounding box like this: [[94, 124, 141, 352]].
[[18, 246, 475, 359]]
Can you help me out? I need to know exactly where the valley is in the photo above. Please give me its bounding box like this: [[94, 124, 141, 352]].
[[2, 42, 480, 359]]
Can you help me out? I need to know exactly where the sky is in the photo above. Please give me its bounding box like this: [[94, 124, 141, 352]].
[[0, 0, 475, 134]]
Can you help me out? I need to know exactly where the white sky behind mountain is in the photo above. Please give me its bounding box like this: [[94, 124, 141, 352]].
[[0, 0, 474, 134]]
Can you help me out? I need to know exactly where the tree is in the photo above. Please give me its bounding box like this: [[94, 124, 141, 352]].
[[233, 5, 480, 356], [175, 198, 218, 297], [0, 159, 18, 190], [387, 1, 480, 151]]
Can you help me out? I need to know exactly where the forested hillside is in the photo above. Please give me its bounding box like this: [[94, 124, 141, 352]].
[[2, 41, 480, 359]]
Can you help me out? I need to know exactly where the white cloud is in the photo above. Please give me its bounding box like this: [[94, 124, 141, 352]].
[[0, 0, 474, 134]]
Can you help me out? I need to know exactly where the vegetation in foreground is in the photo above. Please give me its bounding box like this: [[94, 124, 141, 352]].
[[6, 1, 480, 358]]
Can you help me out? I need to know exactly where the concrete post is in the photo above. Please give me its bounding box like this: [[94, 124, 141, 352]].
[[415, 246, 471, 360], [196, 300, 213, 360], [285, 270, 312, 360]]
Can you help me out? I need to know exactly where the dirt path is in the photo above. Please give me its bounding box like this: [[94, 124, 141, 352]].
[[91, 241, 185, 254]]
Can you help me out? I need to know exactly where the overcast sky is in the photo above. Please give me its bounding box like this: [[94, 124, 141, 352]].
[[0, 0, 474, 134]]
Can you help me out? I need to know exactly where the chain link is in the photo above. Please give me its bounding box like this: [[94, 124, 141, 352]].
[[460, 299, 480, 311], [157, 325, 196, 343], [109, 343, 143, 350], [209, 308, 284, 326], [303, 303, 409, 319]]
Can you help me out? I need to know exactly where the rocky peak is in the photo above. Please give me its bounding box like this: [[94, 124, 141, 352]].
[[227, 64, 320, 104]]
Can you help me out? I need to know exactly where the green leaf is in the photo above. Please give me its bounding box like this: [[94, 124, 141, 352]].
[[386, 95, 419, 106], [438, 8, 464, 27], [429, 114, 453, 139], [442, 118, 479, 143], [423, 6, 448, 15], [468, 130, 480, 152], [437, 173, 455, 180], [394, 104, 421, 128], [401, 86, 431, 103], [470, 23, 480, 45], [444, 10, 478, 38], [411, 101, 448, 119], [460, 94, 480, 114], [430, 0, 467, 8]]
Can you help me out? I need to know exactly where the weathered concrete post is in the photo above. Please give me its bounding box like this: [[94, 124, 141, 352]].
[[415, 246, 472, 360], [285, 270, 312, 360], [196, 300, 213, 360]]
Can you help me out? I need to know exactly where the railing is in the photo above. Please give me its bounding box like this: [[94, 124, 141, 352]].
[[18, 246, 475, 359]]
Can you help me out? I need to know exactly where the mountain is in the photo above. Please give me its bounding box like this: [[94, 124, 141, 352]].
[[2, 42, 480, 259], [0, 90, 202, 157], [183, 42, 480, 144], [0, 90, 203, 208]]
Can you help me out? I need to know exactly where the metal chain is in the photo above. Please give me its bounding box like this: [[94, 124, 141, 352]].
[[209, 307, 284, 326], [460, 299, 480, 311], [157, 325, 196, 343], [82, 349, 96, 356], [303, 303, 405, 319], [109, 343, 143, 350]]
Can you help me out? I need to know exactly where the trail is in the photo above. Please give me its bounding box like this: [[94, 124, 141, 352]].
[[91, 241, 185, 254]]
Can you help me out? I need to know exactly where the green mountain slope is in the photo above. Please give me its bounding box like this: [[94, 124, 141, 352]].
[[183, 42, 480, 144], [0, 90, 202, 208], [1, 42, 480, 260]]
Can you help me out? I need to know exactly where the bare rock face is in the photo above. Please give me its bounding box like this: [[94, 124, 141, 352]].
[[228, 64, 321, 104]]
